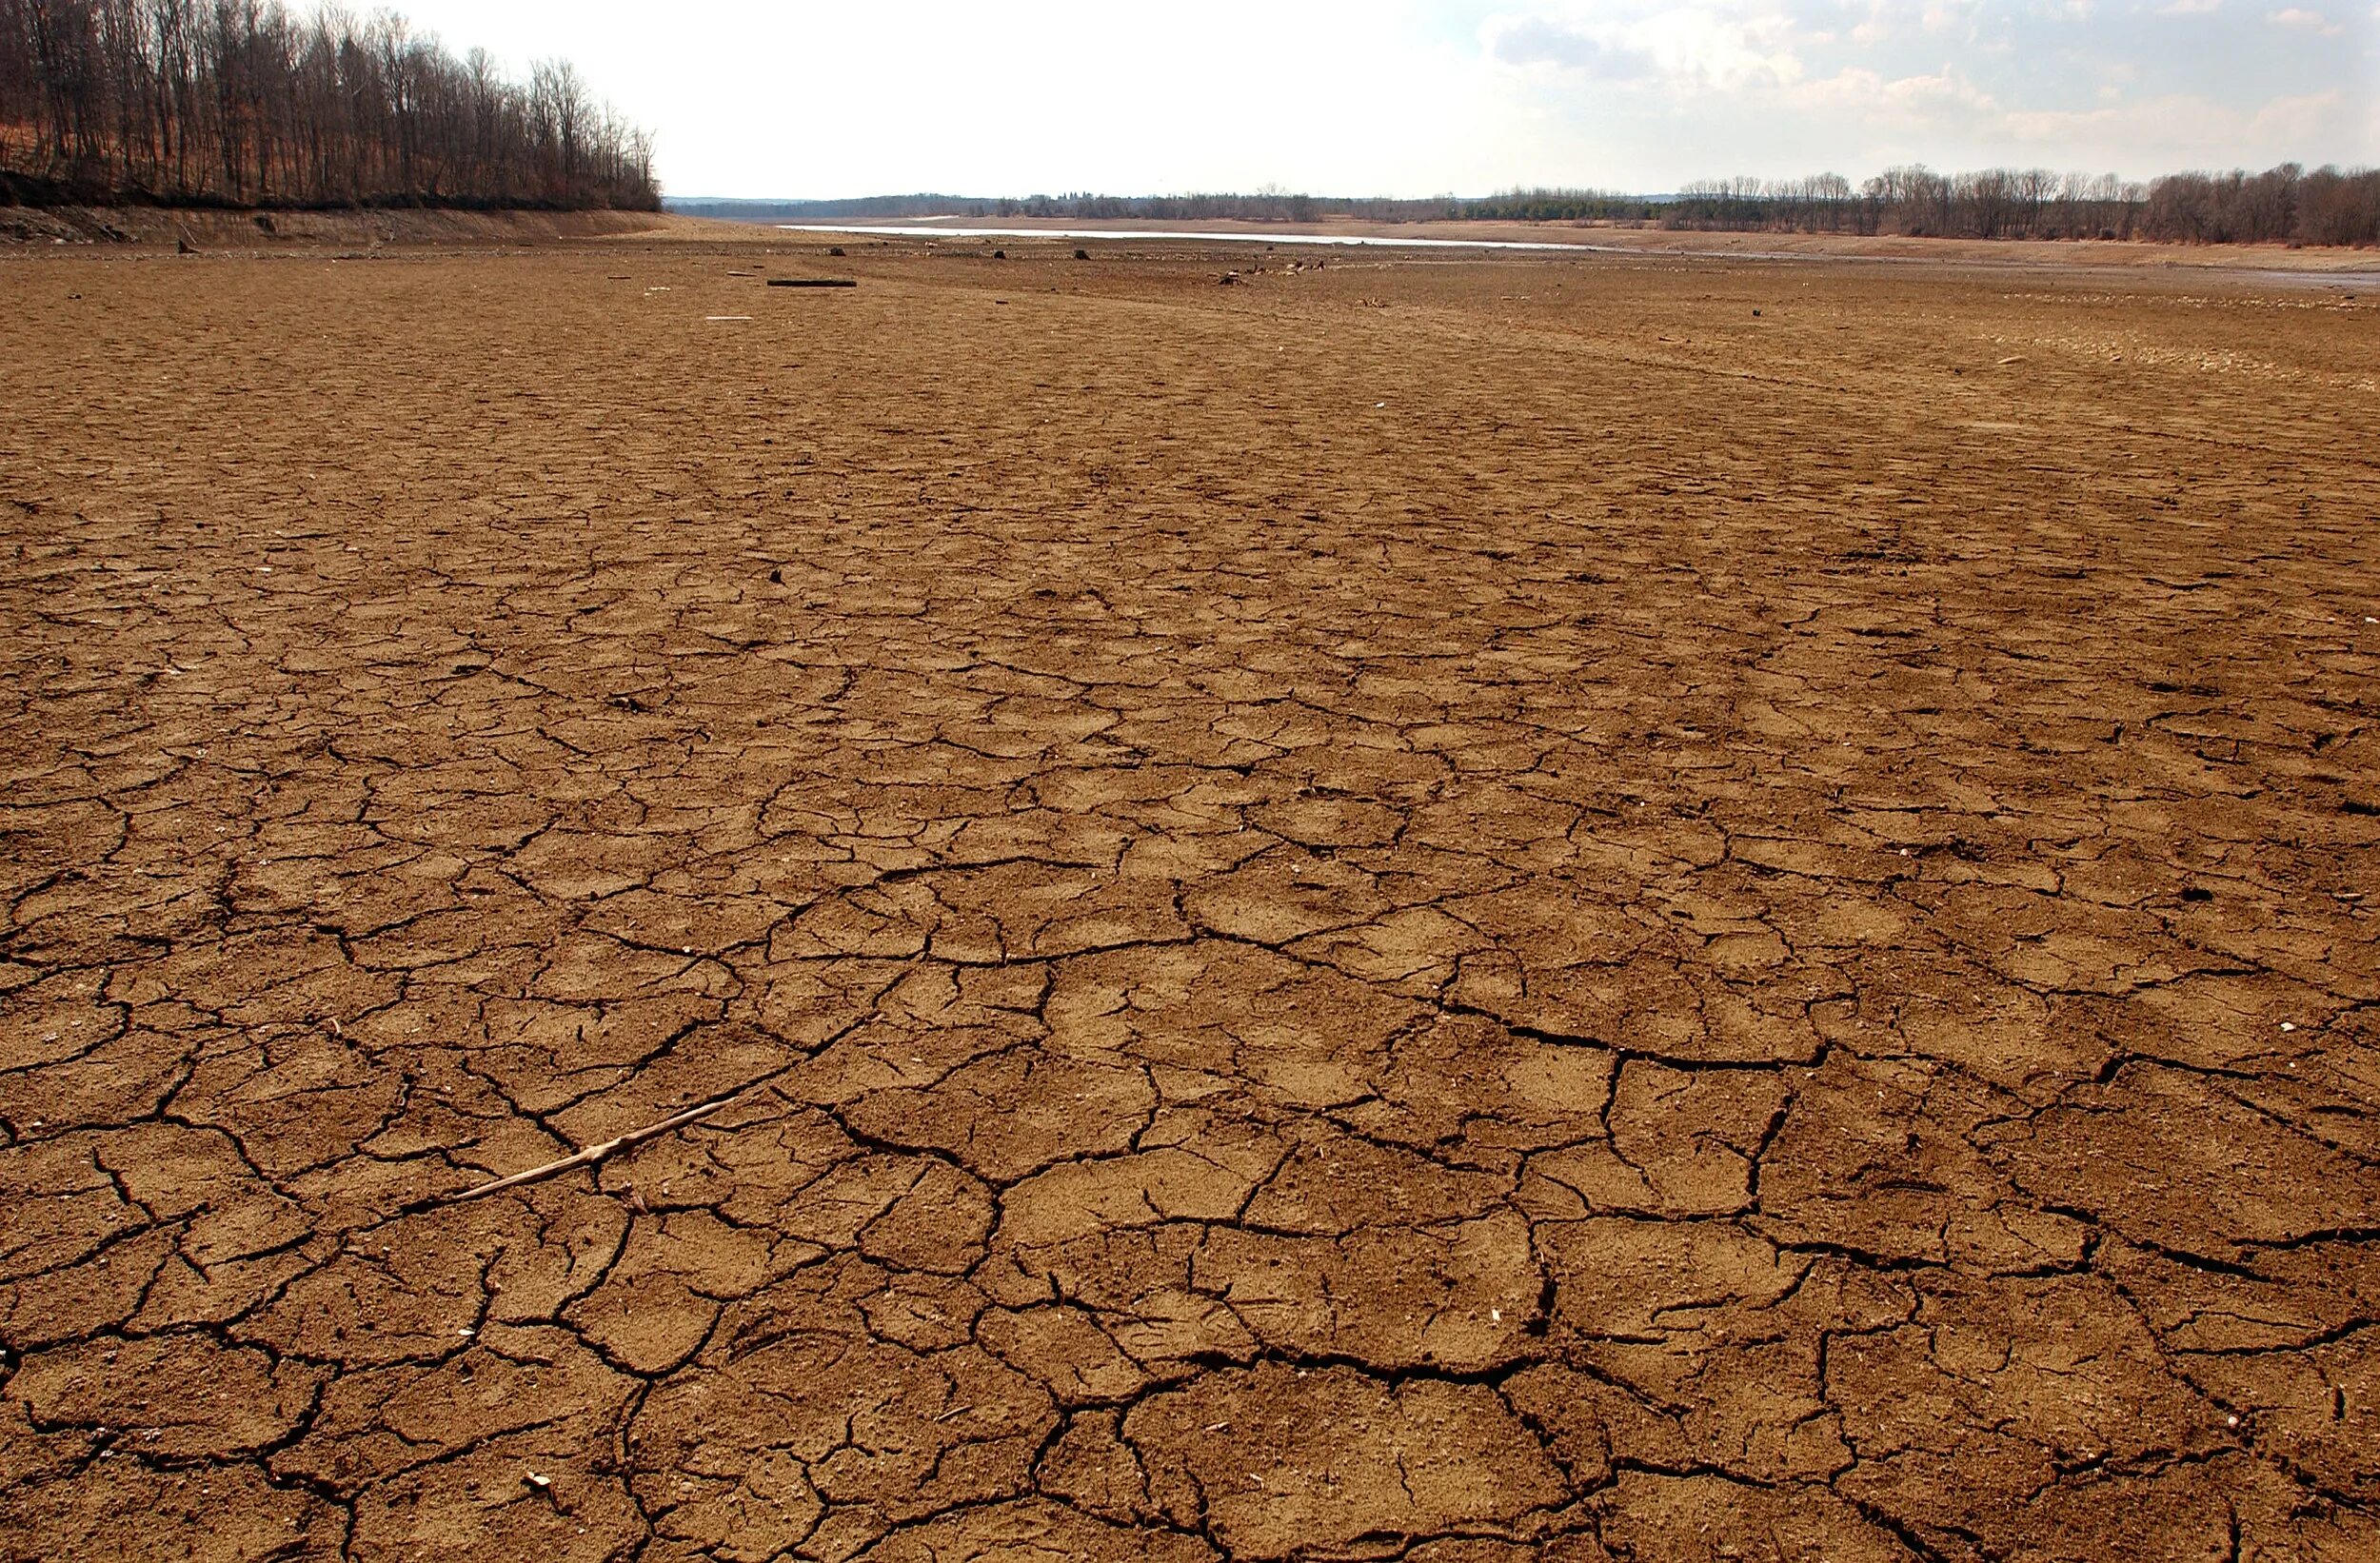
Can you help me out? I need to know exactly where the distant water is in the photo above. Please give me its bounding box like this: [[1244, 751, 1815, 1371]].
[[771, 221, 2380, 286], [775, 222, 1622, 253]]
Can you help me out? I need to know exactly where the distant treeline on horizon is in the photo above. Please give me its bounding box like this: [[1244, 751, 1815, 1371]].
[[0, 0, 658, 211], [678, 163, 2380, 248]]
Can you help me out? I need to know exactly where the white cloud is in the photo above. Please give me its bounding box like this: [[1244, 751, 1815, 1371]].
[[1484, 6, 1806, 91], [2270, 6, 2342, 30], [1790, 65, 1999, 117], [1486, 17, 1651, 76], [2001, 89, 2348, 164]]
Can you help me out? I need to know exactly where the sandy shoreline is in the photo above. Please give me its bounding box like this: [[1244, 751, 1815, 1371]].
[[757, 210, 2380, 273], [8, 202, 2378, 280]]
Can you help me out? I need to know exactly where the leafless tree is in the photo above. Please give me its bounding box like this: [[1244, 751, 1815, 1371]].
[[0, 0, 658, 208], [1651, 161, 2372, 247]]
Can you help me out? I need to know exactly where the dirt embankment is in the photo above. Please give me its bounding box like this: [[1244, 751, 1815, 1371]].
[[0, 205, 719, 249]]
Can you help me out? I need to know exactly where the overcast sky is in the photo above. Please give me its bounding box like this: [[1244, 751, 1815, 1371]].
[[389, 1, 2377, 198]]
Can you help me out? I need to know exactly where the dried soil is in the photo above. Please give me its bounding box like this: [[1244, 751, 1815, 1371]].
[[2, 238, 2377, 1562]]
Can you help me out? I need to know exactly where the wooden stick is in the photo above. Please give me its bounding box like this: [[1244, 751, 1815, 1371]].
[[443, 1088, 754, 1203]]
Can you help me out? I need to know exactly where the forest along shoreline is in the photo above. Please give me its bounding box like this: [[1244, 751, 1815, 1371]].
[[0, 1, 659, 212]]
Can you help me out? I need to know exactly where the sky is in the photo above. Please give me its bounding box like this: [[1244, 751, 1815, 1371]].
[[388, 1, 2379, 198]]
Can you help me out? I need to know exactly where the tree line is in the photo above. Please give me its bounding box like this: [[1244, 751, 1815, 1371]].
[[1662, 168, 2137, 238], [0, 0, 658, 209], [2138, 165, 2380, 247], [680, 161, 2380, 249], [1663, 164, 2378, 246]]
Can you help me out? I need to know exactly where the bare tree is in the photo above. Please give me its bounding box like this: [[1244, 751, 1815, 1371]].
[[1650, 161, 2365, 247], [0, 0, 658, 208]]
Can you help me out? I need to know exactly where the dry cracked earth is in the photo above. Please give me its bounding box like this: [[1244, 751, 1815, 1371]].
[[1, 235, 2377, 1563]]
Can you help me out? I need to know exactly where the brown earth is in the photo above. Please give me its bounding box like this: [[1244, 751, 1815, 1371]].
[[0, 206, 699, 249], [1, 233, 2376, 1562]]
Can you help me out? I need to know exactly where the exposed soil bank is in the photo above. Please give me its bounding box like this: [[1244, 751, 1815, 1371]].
[[0, 205, 722, 248]]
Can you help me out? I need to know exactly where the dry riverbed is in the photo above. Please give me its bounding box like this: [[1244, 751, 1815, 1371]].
[[2, 234, 2376, 1561]]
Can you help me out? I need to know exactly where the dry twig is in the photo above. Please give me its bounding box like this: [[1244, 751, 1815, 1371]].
[[443, 1089, 753, 1203]]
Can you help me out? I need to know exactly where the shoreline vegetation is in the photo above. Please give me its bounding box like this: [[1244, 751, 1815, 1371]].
[[0, 0, 658, 211], [676, 161, 2380, 249]]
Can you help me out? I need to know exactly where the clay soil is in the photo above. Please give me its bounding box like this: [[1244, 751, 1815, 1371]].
[[2, 235, 2377, 1563]]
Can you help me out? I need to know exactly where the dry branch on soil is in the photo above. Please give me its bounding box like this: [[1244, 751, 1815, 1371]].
[[443, 1090, 757, 1202]]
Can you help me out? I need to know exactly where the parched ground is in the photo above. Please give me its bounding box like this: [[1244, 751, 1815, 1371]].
[[1, 235, 2377, 1563]]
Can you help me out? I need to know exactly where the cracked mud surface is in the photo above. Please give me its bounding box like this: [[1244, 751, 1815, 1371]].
[[2, 239, 2376, 1561]]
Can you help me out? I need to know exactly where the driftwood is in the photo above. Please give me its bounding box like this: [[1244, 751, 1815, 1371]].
[[443, 1088, 756, 1202], [768, 278, 857, 288]]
